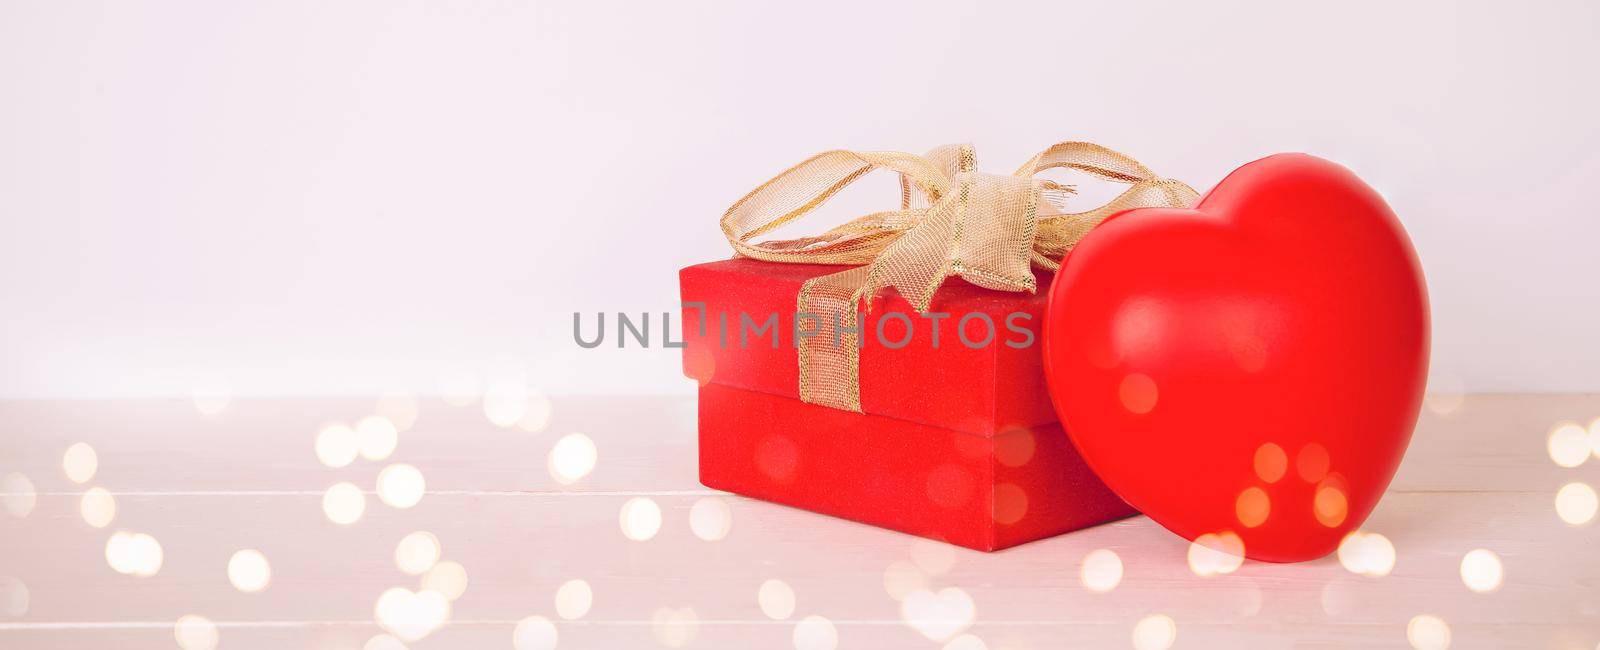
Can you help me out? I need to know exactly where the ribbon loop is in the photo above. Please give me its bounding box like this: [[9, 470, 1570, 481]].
[[720, 141, 1197, 412]]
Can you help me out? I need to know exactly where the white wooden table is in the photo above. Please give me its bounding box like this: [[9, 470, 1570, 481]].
[[1, 393, 1596, 649]]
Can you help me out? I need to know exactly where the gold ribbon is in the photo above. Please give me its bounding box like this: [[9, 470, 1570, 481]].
[[721, 142, 1199, 412]]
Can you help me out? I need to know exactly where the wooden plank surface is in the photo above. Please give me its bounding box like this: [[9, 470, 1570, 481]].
[[0, 393, 1597, 649]]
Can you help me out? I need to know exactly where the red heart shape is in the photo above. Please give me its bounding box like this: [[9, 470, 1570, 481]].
[[1044, 154, 1429, 562]]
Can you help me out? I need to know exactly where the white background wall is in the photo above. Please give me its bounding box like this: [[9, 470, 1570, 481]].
[[2, 0, 1596, 399]]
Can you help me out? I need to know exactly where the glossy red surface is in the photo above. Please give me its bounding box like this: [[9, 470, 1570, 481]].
[[1043, 154, 1429, 562]]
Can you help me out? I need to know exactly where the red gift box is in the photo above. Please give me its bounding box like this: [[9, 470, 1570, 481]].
[[680, 258, 1135, 551]]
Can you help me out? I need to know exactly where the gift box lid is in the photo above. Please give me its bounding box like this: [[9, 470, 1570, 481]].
[[680, 258, 1058, 436]]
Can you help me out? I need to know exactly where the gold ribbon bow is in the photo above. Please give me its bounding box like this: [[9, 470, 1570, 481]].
[[721, 141, 1198, 412]]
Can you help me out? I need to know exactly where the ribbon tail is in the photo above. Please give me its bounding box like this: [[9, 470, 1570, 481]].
[[797, 266, 869, 412]]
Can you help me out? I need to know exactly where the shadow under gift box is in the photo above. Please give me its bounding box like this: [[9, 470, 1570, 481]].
[[680, 258, 1135, 551]]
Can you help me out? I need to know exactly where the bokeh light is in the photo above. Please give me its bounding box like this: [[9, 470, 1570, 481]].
[[942, 634, 987, 650], [900, 587, 975, 642], [518, 391, 554, 433], [909, 539, 957, 576], [227, 549, 272, 593], [106, 531, 163, 577], [128, 532, 164, 577], [619, 497, 662, 541], [689, 496, 732, 541], [1319, 579, 1358, 616], [62, 442, 98, 483], [376, 392, 421, 432], [174, 614, 219, 650], [374, 587, 450, 642], [992, 483, 1028, 524], [555, 579, 593, 620], [651, 607, 699, 648], [1230, 579, 1264, 618], [758, 578, 796, 619], [80, 486, 116, 528], [483, 383, 529, 428], [1555, 482, 1597, 525], [105, 531, 136, 574], [682, 345, 717, 387], [421, 561, 468, 601], [1, 473, 37, 518], [1548, 422, 1589, 468], [358, 416, 400, 461], [1459, 549, 1503, 593], [395, 532, 441, 576], [323, 482, 367, 524], [994, 430, 1037, 468], [793, 615, 838, 650], [1406, 614, 1451, 650], [1236, 487, 1270, 528], [756, 435, 800, 482], [191, 378, 232, 415], [0, 577, 28, 617], [377, 464, 426, 509], [883, 561, 928, 601], [1296, 443, 1330, 482], [1187, 532, 1245, 577], [1080, 549, 1123, 593], [315, 423, 360, 468], [364, 634, 408, 650], [1589, 417, 1600, 458], [512, 615, 558, 650], [1253, 443, 1287, 483], [1336, 531, 1396, 577], [1423, 374, 1466, 416], [1131, 614, 1177, 650], [1314, 483, 1349, 528], [548, 433, 598, 485], [1119, 373, 1158, 414]]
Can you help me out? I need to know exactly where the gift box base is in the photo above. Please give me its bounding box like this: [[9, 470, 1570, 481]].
[[698, 383, 1137, 551]]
